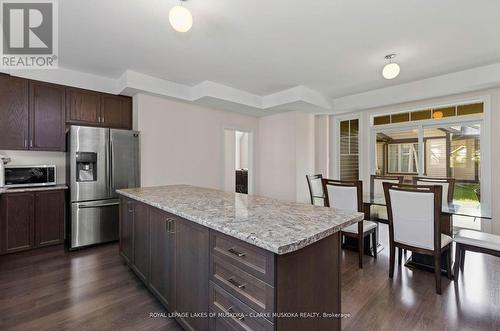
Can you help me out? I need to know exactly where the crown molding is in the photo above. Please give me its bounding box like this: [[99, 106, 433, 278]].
[[4, 62, 500, 117]]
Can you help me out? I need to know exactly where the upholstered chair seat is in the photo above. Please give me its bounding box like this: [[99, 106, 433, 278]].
[[322, 179, 377, 268], [454, 230, 500, 251], [370, 205, 388, 221], [343, 220, 378, 234]]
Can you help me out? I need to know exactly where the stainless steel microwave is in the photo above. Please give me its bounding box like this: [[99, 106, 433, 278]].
[[4, 165, 56, 188]]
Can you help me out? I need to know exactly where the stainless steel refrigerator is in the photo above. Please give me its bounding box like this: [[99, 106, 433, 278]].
[[67, 126, 140, 249]]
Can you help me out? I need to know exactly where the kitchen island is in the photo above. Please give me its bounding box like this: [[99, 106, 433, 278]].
[[117, 185, 363, 331]]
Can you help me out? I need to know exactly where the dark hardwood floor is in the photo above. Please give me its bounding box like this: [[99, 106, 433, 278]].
[[1, 224, 499, 331], [341, 224, 500, 331], [0, 243, 181, 331]]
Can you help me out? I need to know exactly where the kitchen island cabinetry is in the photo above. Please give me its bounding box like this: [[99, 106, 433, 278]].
[[118, 185, 363, 331]]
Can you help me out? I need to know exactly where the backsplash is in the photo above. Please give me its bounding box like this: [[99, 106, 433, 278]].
[[0, 150, 66, 184]]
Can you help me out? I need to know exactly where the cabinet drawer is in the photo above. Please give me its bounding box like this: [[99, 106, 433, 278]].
[[209, 310, 235, 331], [211, 255, 274, 319], [209, 282, 274, 331], [210, 230, 275, 285]]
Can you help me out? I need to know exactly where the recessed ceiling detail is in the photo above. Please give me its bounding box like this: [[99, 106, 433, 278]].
[[5, 62, 500, 116]]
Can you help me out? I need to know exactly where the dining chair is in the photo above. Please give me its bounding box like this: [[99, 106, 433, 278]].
[[322, 179, 377, 269], [370, 175, 404, 223], [453, 229, 500, 281], [383, 182, 452, 294], [306, 174, 325, 206], [412, 177, 455, 205]]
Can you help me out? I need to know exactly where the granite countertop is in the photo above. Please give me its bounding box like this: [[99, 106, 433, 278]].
[[117, 185, 364, 255], [0, 185, 68, 194]]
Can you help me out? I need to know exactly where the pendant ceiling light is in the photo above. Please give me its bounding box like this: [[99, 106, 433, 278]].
[[382, 54, 400, 80], [169, 0, 193, 33]]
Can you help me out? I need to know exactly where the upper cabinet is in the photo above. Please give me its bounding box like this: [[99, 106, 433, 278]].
[[101, 95, 132, 129], [30, 81, 66, 151], [67, 88, 132, 129], [0, 75, 29, 150], [0, 75, 132, 152], [66, 88, 101, 125]]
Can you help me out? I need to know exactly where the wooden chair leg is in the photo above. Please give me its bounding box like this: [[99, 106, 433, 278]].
[[389, 244, 395, 278], [398, 247, 402, 265], [358, 222, 363, 269], [434, 253, 442, 295], [460, 249, 465, 271], [372, 231, 377, 259], [446, 249, 452, 279], [453, 244, 461, 282]]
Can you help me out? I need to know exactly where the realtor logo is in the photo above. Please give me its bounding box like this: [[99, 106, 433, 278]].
[[1, 0, 58, 68]]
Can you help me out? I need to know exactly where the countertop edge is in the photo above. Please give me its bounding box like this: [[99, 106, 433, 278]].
[[0, 185, 68, 194], [117, 189, 365, 255]]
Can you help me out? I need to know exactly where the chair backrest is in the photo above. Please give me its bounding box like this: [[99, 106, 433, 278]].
[[306, 174, 325, 206], [383, 183, 442, 251], [370, 175, 404, 202], [412, 176, 455, 203], [322, 179, 362, 213]]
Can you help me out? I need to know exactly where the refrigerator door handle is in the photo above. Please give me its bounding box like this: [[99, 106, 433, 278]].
[[110, 138, 114, 191], [78, 201, 120, 209], [105, 132, 110, 197]]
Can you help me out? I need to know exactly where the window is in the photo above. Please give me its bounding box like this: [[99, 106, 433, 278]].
[[339, 119, 359, 180], [387, 143, 419, 173], [371, 101, 488, 232], [373, 102, 483, 126], [375, 128, 418, 177]]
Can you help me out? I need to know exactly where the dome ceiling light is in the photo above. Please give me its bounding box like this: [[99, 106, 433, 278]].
[[382, 54, 400, 80], [169, 0, 193, 33]]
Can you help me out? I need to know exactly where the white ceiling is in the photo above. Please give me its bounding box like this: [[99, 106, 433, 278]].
[[59, 0, 500, 100]]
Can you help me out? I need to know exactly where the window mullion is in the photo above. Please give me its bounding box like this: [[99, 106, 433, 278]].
[[418, 125, 424, 176]]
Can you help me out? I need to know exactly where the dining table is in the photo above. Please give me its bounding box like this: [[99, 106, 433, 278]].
[[362, 193, 492, 273]]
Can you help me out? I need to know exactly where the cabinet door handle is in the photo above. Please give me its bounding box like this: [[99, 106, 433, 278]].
[[168, 219, 175, 234], [228, 248, 246, 257], [30, 139, 33, 148], [166, 220, 170, 232], [228, 277, 246, 289], [127, 201, 134, 212], [227, 306, 244, 321], [24, 139, 27, 147]]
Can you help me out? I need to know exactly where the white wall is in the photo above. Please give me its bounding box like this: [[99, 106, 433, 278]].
[[235, 131, 249, 170], [136, 94, 259, 191], [314, 115, 329, 176], [224, 130, 236, 192], [0, 150, 66, 184], [239, 132, 249, 169], [256, 111, 315, 203]]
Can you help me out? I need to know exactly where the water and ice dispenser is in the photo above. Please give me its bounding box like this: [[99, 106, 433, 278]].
[[76, 152, 97, 182]]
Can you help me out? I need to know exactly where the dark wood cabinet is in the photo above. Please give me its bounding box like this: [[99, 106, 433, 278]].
[[0, 75, 29, 150], [0, 192, 35, 254], [118, 193, 343, 331], [118, 197, 210, 331], [119, 197, 134, 264], [149, 208, 176, 311], [35, 190, 65, 247], [132, 202, 150, 283], [175, 219, 209, 331], [0, 75, 132, 149], [66, 88, 101, 125], [30, 81, 66, 151], [101, 95, 132, 129], [66, 87, 132, 129], [0, 189, 66, 255]]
